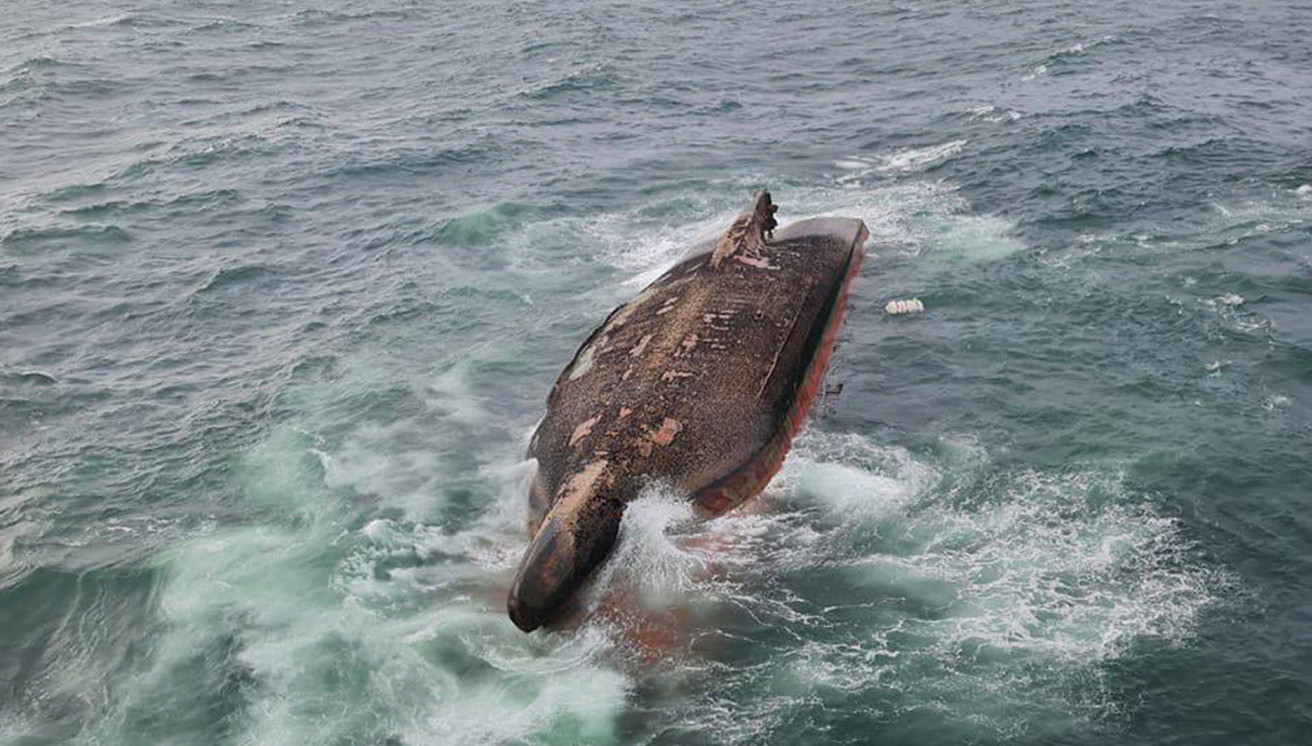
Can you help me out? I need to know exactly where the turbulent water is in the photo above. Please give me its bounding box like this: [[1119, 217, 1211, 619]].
[[3, 0, 1312, 744]]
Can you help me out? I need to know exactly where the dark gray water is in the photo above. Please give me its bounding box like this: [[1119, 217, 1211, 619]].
[[3, 1, 1312, 744]]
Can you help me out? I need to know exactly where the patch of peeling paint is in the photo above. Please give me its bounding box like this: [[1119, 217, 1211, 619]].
[[569, 415, 601, 447], [609, 285, 662, 329], [650, 417, 683, 446], [555, 459, 610, 517], [736, 254, 778, 270], [568, 335, 607, 381]]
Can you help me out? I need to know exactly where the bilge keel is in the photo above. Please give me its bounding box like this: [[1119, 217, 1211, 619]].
[[508, 191, 869, 632]]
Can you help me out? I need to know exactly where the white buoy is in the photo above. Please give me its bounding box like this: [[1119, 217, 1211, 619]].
[[884, 298, 925, 315]]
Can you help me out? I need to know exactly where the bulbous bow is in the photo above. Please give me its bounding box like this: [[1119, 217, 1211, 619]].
[[507, 464, 625, 632]]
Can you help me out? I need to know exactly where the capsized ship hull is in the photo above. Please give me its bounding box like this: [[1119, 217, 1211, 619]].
[[509, 191, 869, 632]]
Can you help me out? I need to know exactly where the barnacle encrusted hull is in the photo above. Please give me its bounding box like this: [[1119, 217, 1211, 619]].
[[508, 192, 869, 632]]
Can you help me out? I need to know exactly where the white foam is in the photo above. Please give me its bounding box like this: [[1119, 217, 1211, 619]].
[[776, 432, 941, 522], [425, 359, 486, 425], [573, 208, 733, 282], [1263, 394, 1291, 411], [833, 157, 875, 171], [832, 141, 966, 184], [97, 411, 1226, 746], [781, 182, 1025, 263], [505, 177, 1023, 298], [1209, 192, 1312, 239], [0, 487, 41, 591], [898, 469, 1219, 660], [316, 421, 444, 519], [1201, 292, 1273, 335], [55, 413, 636, 746], [966, 105, 1023, 123], [921, 210, 1026, 261], [0, 714, 36, 745], [403, 665, 630, 745], [61, 14, 132, 30], [878, 139, 968, 173], [1055, 35, 1115, 57], [651, 431, 1227, 738], [501, 203, 732, 293], [1023, 64, 1049, 81], [474, 456, 543, 537], [591, 488, 706, 610]]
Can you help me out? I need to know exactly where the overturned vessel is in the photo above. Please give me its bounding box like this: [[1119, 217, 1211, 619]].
[[508, 191, 868, 632]]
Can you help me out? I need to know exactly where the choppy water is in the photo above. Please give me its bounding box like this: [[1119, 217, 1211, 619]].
[[3, 1, 1312, 744]]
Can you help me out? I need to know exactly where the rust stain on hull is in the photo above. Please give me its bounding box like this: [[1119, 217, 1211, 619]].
[[508, 190, 869, 632]]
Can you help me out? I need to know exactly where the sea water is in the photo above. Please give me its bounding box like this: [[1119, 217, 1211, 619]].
[[3, 1, 1310, 744]]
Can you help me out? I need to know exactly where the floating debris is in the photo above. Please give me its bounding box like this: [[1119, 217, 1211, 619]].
[[885, 298, 925, 315]]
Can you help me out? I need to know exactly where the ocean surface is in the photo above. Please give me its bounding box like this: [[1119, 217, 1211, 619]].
[[3, 1, 1312, 744]]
